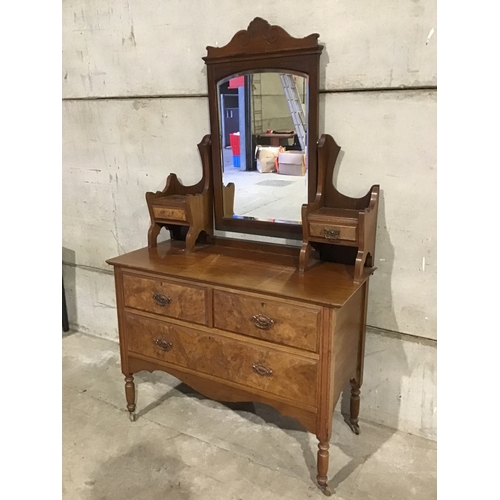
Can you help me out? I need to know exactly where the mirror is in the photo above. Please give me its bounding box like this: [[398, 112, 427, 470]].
[[204, 18, 323, 239], [218, 71, 308, 224]]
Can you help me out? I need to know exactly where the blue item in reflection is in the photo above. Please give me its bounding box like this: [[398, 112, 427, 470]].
[[233, 155, 241, 167]]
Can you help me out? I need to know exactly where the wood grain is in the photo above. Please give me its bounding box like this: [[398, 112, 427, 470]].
[[124, 312, 318, 408], [145, 135, 213, 251], [127, 355, 318, 433], [299, 133, 380, 281], [106, 239, 371, 308], [122, 272, 207, 325], [332, 285, 365, 407], [213, 289, 320, 352], [204, 18, 322, 238], [106, 18, 378, 492], [152, 207, 187, 222], [204, 17, 321, 60], [309, 222, 357, 242]]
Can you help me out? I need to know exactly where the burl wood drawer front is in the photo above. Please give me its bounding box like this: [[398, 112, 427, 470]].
[[122, 273, 207, 325], [152, 206, 186, 222], [309, 222, 357, 242], [213, 290, 320, 352], [124, 313, 317, 408]]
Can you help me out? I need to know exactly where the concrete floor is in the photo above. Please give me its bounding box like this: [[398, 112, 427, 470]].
[[63, 331, 436, 500], [221, 146, 307, 223]]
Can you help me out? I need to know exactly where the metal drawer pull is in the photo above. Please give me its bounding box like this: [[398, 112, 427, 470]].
[[152, 292, 171, 306], [323, 228, 340, 240], [252, 363, 273, 377], [251, 314, 274, 330], [154, 338, 173, 351]]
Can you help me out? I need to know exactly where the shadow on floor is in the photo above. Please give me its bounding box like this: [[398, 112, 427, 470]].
[[134, 379, 395, 495], [87, 442, 193, 500]]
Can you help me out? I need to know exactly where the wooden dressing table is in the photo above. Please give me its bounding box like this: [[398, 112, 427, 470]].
[[107, 18, 379, 495]]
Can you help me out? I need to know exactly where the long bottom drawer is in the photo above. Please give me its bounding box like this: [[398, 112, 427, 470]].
[[124, 313, 318, 408]]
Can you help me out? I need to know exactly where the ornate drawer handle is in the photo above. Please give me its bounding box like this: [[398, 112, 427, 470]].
[[251, 314, 274, 330], [252, 363, 273, 377], [154, 338, 173, 351], [323, 228, 340, 240], [152, 292, 171, 306]]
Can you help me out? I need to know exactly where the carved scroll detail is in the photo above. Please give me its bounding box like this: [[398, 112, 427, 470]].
[[205, 17, 321, 60]]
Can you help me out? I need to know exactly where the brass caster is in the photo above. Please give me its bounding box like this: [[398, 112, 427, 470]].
[[129, 412, 136, 422]]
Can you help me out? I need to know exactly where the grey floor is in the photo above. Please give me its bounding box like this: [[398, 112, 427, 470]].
[[63, 332, 436, 500], [222, 146, 307, 223]]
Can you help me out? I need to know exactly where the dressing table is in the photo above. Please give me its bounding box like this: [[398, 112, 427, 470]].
[[107, 18, 379, 495]]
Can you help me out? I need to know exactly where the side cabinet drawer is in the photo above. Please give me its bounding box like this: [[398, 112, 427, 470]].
[[124, 313, 318, 408], [308, 222, 357, 242], [213, 289, 320, 352], [152, 206, 187, 222], [122, 273, 208, 325]]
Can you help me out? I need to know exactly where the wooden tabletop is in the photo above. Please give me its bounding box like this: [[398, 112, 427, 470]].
[[258, 133, 295, 139], [106, 239, 372, 308]]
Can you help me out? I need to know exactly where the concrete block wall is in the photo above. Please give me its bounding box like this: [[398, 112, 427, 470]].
[[62, 1, 437, 440]]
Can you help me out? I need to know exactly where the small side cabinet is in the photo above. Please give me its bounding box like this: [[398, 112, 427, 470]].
[[299, 134, 379, 280], [146, 135, 213, 253]]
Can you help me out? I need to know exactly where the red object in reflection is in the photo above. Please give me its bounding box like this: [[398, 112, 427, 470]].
[[229, 76, 244, 88], [229, 133, 240, 155]]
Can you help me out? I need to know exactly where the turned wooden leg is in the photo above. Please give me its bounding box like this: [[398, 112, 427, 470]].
[[125, 375, 136, 422], [316, 441, 332, 496], [349, 378, 361, 435]]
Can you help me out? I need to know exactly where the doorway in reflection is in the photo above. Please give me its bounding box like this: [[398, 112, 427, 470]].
[[219, 76, 249, 170]]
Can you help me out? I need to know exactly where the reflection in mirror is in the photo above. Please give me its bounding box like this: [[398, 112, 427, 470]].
[[218, 72, 309, 224]]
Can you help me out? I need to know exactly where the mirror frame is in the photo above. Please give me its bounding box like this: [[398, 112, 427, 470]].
[[203, 17, 323, 239]]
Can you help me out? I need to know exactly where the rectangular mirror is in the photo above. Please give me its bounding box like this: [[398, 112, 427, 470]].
[[218, 71, 309, 224]]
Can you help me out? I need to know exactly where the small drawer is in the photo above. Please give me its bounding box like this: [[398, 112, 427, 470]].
[[309, 222, 357, 242], [122, 273, 207, 325], [124, 313, 317, 408], [213, 290, 320, 352], [152, 206, 187, 222]]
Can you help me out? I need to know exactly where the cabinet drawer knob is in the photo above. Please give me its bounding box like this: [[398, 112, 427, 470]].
[[154, 338, 173, 351], [323, 228, 340, 240], [252, 363, 273, 377], [251, 314, 274, 330], [152, 293, 171, 306]]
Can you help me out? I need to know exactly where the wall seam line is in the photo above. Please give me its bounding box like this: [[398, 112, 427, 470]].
[[62, 261, 436, 345], [367, 326, 436, 347], [61, 86, 437, 102]]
